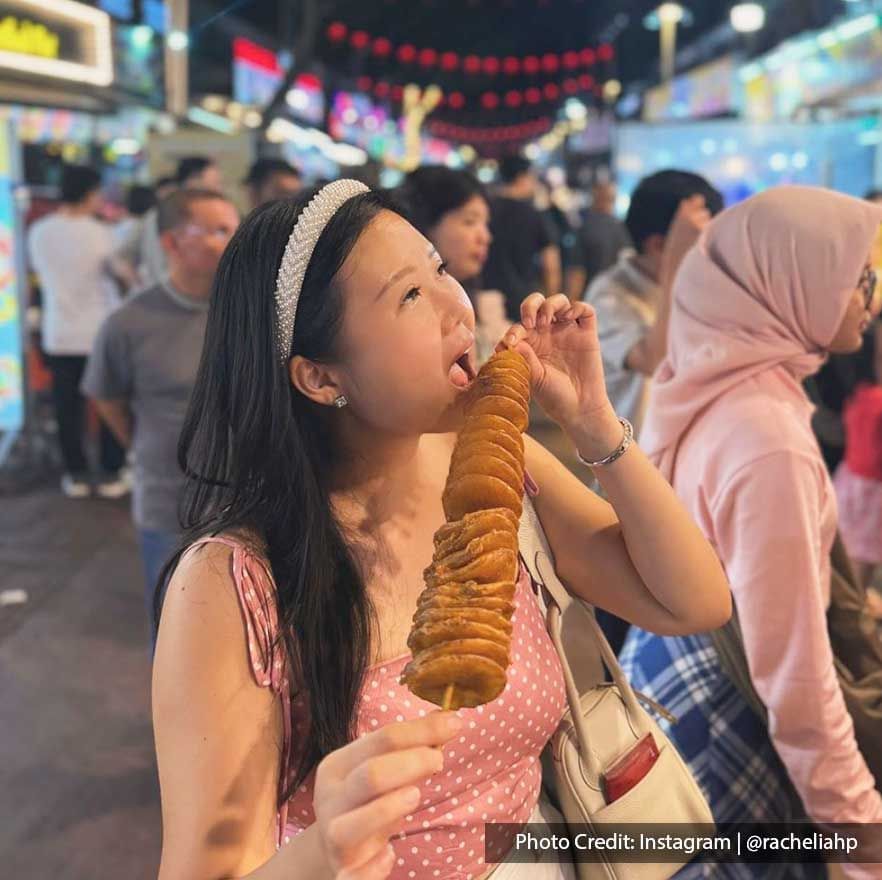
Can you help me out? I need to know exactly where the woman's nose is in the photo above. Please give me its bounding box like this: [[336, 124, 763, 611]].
[[437, 283, 474, 332]]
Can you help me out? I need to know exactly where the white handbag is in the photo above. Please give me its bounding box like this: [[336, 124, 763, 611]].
[[518, 494, 715, 880]]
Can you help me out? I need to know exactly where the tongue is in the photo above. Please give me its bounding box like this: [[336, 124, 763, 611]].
[[449, 361, 469, 388]]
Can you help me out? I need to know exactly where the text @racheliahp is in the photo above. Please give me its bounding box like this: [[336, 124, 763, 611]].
[[482, 823, 882, 864]]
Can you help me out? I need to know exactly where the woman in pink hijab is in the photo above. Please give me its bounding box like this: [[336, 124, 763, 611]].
[[619, 186, 882, 879]]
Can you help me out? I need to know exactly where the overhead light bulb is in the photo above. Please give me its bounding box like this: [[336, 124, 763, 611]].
[[658, 3, 685, 25], [730, 3, 766, 33], [602, 79, 622, 102], [130, 25, 153, 49], [167, 30, 189, 51]]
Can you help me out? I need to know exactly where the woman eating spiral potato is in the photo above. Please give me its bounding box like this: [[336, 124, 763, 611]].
[[151, 182, 731, 880]]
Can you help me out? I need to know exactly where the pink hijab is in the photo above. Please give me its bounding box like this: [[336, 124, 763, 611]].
[[641, 185, 882, 480]]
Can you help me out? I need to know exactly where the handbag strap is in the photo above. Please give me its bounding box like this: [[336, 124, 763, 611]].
[[518, 494, 653, 778], [708, 607, 768, 723]]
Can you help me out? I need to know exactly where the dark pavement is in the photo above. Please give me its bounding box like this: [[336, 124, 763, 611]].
[[0, 485, 161, 880]]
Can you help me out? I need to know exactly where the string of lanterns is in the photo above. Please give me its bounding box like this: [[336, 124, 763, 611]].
[[355, 76, 599, 108], [325, 22, 615, 75], [426, 117, 552, 143]]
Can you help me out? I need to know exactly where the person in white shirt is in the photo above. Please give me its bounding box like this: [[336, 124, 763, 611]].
[[583, 170, 723, 439], [27, 164, 127, 498]]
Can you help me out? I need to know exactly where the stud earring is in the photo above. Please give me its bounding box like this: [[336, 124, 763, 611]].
[[333, 395, 348, 408]]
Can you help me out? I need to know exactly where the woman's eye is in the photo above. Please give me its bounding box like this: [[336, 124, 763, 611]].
[[403, 287, 422, 304], [437, 261, 448, 276]]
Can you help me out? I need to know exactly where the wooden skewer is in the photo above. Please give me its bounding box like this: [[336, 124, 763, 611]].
[[442, 683, 455, 711]]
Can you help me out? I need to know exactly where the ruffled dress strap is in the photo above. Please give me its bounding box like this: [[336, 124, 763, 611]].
[[185, 535, 293, 847]]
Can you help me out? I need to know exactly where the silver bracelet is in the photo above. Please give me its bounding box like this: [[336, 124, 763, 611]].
[[576, 417, 634, 468]]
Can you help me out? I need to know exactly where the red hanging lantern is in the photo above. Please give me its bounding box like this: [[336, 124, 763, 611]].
[[374, 81, 390, 97], [418, 47, 438, 67], [598, 43, 614, 62], [350, 30, 370, 50], [356, 76, 373, 91], [578, 74, 594, 89], [523, 55, 540, 75], [543, 82, 560, 100], [441, 51, 459, 71], [502, 56, 520, 75], [464, 54, 482, 74], [397, 43, 417, 63], [541, 53, 560, 73], [326, 21, 347, 42], [525, 86, 541, 104], [504, 90, 522, 107], [562, 50, 580, 69], [563, 78, 579, 94], [372, 37, 392, 56], [481, 91, 500, 109], [580, 48, 596, 65], [448, 91, 465, 109], [391, 84, 404, 100], [482, 56, 500, 75]]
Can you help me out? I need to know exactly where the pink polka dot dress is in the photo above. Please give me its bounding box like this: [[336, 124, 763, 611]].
[[193, 484, 568, 880]]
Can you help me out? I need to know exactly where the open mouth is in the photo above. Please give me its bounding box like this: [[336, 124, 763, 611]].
[[449, 348, 477, 388]]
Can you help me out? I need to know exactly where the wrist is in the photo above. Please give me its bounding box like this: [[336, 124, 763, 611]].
[[564, 406, 625, 463]]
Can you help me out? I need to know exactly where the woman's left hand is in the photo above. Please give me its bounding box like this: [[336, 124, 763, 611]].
[[495, 293, 617, 439]]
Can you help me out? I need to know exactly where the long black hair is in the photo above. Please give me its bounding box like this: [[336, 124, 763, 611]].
[[156, 188, 401, 798]]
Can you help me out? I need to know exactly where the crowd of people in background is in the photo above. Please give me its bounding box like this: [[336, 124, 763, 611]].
[[21, 152, 882, 877]]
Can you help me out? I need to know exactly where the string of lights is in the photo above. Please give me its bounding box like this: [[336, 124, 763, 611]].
[[325, 21, 614, 75], [354, 76, 600, 109]]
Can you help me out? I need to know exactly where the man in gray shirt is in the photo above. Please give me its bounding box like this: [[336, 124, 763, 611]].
[[82, 188, 239, 635]]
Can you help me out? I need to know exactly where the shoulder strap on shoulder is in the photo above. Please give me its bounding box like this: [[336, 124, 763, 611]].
[[519, 493, 572, 613], [519, 493, 604, 692]]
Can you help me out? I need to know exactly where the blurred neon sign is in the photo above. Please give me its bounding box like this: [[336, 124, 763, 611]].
[[0, 16, 60, 57], [0, 124, 23, 433], [739, 12, 882, 120], [0, 0, 112, 85]]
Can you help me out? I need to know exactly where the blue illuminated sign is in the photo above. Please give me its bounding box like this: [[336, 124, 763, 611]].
[[99, 0, 134, 19], [0, 125, 23, 434]]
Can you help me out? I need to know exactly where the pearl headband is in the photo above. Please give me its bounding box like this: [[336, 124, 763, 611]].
[[275, 179, 370, 365]]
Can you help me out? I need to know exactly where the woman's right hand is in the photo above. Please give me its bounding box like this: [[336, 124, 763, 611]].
[[659, 194, 712, 293], [313, 711, 463, 879]]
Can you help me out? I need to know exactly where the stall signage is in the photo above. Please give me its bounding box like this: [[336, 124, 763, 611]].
[[0, 15, 60, 58], [0, 0, 112, 86], [739, 13, 882, 120], [233, 37, 283, 107], [643, 56, 736, 122], [0, 125, 22, 434]]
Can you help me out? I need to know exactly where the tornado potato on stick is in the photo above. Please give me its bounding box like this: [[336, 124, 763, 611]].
[[401, 349, 531, 709]]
